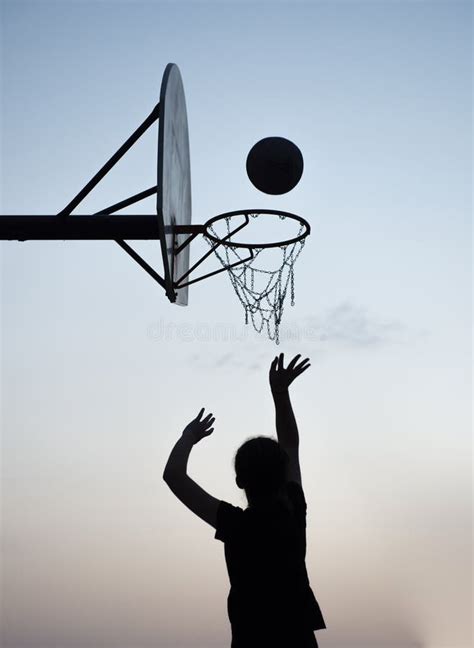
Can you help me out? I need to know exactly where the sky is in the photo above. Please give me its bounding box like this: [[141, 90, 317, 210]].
[[0, 1, 472, 648]]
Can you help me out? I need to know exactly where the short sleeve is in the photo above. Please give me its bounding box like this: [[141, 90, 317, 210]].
[[214, 500, 245, 542]]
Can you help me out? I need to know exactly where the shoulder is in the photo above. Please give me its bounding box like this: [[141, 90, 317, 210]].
[[214, 500, 245, 542]]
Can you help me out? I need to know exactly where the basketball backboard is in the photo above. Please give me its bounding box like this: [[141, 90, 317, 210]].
[[157, 63, 191, 305]]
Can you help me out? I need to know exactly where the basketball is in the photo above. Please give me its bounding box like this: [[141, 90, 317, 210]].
[[246, 137, 304, 195]]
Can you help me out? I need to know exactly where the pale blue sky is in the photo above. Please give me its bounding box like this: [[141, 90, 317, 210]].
[[1, 2, 472, 648]]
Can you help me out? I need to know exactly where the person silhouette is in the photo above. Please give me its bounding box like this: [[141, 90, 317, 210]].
[[163, 353, 326, 648]]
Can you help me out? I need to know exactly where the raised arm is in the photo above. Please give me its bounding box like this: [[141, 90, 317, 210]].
[[269, 353, 310, 485], [163, 408, 220, 528]]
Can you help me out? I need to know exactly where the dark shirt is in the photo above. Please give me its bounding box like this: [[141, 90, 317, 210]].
[[214, 481, 326, 643]]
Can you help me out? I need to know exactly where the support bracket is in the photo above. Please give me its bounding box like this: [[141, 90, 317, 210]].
[[173, 215, 253, 288]]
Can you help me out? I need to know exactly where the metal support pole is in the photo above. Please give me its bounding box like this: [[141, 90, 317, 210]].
[[57, 103, 160, 217], [115, 240, 166, 290], [0, 215, 159, 240], [0, 187, 159, 240], [94, 186, 158, 216]]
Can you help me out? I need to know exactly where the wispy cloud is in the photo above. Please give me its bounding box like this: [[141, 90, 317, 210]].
[[181, 301, 414, 371], [302, 301, 407, 348]]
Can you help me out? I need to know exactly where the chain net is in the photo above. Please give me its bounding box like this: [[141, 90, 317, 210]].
[[204, 213, 306, 344]]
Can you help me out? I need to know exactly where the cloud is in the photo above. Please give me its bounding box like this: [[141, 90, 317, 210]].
[[215, 352, 234, 367], [178, 300, 412, 370], [303, 301, 406, 348]]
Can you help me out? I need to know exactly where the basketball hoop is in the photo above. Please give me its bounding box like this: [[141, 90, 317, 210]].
[[0, 63, 313, 342], [203, 210, 310, 344]]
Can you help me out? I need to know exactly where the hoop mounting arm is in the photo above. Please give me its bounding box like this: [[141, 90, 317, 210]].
[[172, 214, 253, 289], [0, 214, 159, 240]]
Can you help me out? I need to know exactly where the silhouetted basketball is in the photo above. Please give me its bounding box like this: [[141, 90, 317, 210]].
[[246, 137, 304, 195]]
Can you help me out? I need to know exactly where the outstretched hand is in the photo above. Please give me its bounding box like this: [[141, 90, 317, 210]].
[[269, 353, 310, 393], [182, 408, 215, 444]]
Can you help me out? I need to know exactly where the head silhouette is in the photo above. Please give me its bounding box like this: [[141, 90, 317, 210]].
[[234, 436, 289, 503]]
